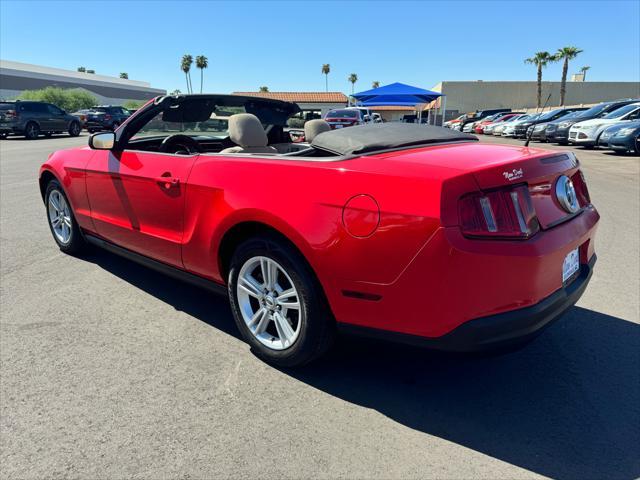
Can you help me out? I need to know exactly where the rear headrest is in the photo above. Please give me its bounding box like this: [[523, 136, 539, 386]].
[[228, 113, 268, 147], [304, 119, 331, 142]]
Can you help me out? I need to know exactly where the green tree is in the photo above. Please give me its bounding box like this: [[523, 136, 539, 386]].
[[181, 54, 193, 93], [17, 87, 97, 112], [195, 55, 208, 93], [348, 73, 358, 94], [556, 46, 583, 105], [372, 81, 380, 89], [580, 65, 591, 81], [123, 100, 144, 110], [259, 86, 269, 92], [119, 72, 129, 79], [321, 64, 330, 92], [525, 52, 557, 108], [77, 66, 86, 72]]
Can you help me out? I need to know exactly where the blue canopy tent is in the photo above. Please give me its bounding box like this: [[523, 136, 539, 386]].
[[351, 82, 445, 124]]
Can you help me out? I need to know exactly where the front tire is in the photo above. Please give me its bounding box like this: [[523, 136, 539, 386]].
[[228, 236, 335, 367], [68, 121, 81, 137], [45, 179, 85, 254]]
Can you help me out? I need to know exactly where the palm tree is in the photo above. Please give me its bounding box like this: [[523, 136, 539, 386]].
[[372, 81, 380, 89], [321, 64, 330, 92], [119, 72, 128, 79], [259, 86, 269, 92], [556, 46, 583, 105], [171, 89, 182, 95], [195, 55, 208, 93], [580, 65, 591, 81], [181, 54, 193, 93], [348, 73, 358, 94], [525, 51, 557, 108]]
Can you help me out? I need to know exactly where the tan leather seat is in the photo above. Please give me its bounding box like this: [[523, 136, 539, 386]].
[[304, 119, 331, 142], [220, 113, 278, 154]]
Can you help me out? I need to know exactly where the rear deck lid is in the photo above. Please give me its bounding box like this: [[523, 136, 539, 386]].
[[471, 151, 583, 230]]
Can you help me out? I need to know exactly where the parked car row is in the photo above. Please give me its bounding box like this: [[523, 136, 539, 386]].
[[0, 100, 133, 139], [445, 98, 640, 154]]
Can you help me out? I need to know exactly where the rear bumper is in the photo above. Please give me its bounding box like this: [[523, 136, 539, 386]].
[[340, 255, 595, 351], [328, 204, 599, 341]]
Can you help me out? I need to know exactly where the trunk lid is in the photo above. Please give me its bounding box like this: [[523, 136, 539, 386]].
[[471, 151, 581, 230]]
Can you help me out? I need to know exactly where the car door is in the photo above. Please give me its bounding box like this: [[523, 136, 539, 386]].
[[30, 103, 51, 130], [85, 149, 198, 268], [46, 104, 68, 131]]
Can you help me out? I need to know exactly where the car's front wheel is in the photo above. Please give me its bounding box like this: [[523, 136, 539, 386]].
[[45, 179, 85, 254], [228, 236, 335, 367], [68, 121, 81, 137]]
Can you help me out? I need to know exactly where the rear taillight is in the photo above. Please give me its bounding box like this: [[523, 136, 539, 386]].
[[572, 170, 591, 205], [104, 114, 112, 121], [459, 185, 540, 239], [4, 109, 17, 119]]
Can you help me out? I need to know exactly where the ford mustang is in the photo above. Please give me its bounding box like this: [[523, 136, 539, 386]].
[[39, 94, 600, 367]]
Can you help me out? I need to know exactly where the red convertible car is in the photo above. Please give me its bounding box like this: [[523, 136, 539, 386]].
[[39, 94, 599, 367]]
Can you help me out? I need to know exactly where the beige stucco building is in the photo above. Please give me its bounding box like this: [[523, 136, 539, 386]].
[[431, 80, 640, 119]]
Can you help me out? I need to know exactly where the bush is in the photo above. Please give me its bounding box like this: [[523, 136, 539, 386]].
[[17, 87, 98, 112], [122, 100, 146, 111]]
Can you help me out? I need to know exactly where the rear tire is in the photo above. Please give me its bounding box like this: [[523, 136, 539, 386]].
[[24, 122, 39, 140], [228, 236, 335, 367], [45, 179, 85, 255]]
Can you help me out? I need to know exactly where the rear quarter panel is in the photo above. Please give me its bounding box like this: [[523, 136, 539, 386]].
[[181, 154, 445, 286]]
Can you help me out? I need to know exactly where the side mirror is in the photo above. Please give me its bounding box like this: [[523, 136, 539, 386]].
[[89, 132, 116, 150]]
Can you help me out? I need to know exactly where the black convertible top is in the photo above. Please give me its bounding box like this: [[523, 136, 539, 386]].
[[310, 123, 478, 156]]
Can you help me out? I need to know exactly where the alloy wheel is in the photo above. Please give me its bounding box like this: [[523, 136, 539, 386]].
[[236, 256, 302, 350], [48, 190, 72, 244]]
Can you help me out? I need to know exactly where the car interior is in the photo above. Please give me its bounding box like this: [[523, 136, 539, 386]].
[[118, 95, 336, 158]]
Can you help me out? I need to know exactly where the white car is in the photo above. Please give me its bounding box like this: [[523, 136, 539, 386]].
[[462, 122, 477, 133], [501, 114, 539, 137], [569, 102, 640, 147], [493, 114, 527, 136]]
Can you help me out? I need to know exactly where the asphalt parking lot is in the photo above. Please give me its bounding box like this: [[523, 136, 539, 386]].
[[1, 133, 638, 479]]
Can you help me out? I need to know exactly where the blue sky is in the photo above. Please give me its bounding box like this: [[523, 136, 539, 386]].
[[1, 0, 639, 94]]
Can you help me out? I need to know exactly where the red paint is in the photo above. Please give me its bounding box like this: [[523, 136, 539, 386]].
[[41, 139, 599, 339]]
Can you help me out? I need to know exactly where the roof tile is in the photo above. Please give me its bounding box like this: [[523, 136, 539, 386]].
[[233, 91, 348, 103]]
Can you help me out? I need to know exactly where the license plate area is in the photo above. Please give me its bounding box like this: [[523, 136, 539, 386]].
[[562, 248, 580, 284]]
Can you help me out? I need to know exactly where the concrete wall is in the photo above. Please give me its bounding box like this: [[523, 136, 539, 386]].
[[433, 81, 640, 114], [0, 60, 165, 104]]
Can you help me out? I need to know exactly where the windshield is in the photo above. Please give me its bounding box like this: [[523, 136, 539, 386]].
[[575, 103, 619, 119], [603, 104, 639, 119], [538, 109, 563, 120], [326, 110, 358, 118], [557, 110, 582, 121], [518, 114, 539, 123], [90, 107, 108, 113]]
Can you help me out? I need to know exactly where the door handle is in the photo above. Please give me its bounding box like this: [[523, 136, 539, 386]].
[[154, 176, 180, 189]]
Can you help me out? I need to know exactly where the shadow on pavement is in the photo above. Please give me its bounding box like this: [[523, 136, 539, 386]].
[[83, 248, 239, 340], [86, 248, 639, 479]]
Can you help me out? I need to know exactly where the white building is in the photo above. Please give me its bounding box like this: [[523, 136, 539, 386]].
[[0, 60, 165, 104]]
